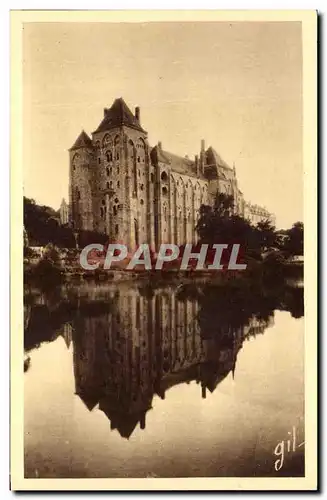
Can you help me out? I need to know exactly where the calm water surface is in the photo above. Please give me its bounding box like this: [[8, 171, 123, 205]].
[[24, 281, 304, 478]]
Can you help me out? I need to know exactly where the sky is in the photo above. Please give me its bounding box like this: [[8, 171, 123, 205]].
[[23, 21, 303, 229]]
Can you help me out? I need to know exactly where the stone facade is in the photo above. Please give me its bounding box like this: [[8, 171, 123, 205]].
[[69, 97, 274, 249], [244, 202, 276, 226]]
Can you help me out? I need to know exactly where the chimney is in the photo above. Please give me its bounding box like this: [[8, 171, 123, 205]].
[[135, 106, 140, 123], [158, 141, 162, 150], [195, 154, 199, 176]]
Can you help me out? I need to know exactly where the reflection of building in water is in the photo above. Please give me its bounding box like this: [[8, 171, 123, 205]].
[[72, 287, 272, 438], [57, 323, 73, 349]]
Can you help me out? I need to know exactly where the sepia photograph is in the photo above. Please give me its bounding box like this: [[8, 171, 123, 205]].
[[11, 10, 317, 491]]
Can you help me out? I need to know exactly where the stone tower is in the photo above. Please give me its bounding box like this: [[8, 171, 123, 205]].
[[91, 98, 153, 249], [69, 130, 95, 231]]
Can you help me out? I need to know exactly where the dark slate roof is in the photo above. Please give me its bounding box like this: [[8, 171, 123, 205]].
[[93, 97, 146, 134], [205, 146, 235, 181], [69, 130, 93, 151], [151, 145, 206, 180], [206, 146, 232, 171]]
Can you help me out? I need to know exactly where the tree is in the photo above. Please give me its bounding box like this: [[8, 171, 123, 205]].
[[255, 219, 277, 251], [283, 222, 304, 256], [24, 197, 59, 246], [196, 194, 258, 253], [23, 197, 107, 249], [31, 244, 63, 289], [213, 193, 235, 217]]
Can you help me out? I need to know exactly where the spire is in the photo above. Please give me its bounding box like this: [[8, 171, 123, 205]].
[[69, 130, 93, 151]]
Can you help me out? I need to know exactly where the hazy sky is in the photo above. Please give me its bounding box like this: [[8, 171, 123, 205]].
[[23, 21, 302, 228]]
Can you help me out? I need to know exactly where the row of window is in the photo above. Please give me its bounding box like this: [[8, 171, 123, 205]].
[[100, 206, 120, 217], [101, 135, 146, 148], [97, 152, 147, 164], [98, 151, 119, 164], [72, 166, 206, 196], [104, 180, 120, 190]]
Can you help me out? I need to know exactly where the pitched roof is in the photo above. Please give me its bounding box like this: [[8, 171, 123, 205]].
[[204, 146, 235, 181], [69, 130, 93, 151], [93, 97, 146, 134], [205, 146, 232, 171], [151, 145, 206, 180]]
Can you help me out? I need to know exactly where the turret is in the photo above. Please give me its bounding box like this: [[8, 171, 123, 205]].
[[68, 130, 94, 231]]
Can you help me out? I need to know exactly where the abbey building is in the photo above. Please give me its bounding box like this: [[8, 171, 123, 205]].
[[68, 97, 274, 249]]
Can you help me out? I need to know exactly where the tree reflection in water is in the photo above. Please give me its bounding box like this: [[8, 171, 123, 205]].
[[24, 280, 303, 438]]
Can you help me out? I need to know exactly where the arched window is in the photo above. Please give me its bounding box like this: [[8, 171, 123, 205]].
[[103, 134, 112, 147], [106, 167, 109, 176], [113, 206, 117, 216], [161, 171, 168, 182], [106, 182, 110, 189], [162, 186, 168, 196], [136, 138, 146, 164], [72, 153, 80, 171], [117, 181, 120, 188], [115, 224, 119, 235], [140, 199, 144, 205], [77, 190, 81, 200], [106, 151, 113, 162], [102, 199, 105, 205], [128, 139, 134, 159]]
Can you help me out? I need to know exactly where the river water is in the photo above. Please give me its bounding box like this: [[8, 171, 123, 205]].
[[24, 280, 304, 478]]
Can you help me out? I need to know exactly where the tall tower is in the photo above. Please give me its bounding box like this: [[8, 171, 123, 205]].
[[91, 98, 152, 249], [69, 130, 95, 231]]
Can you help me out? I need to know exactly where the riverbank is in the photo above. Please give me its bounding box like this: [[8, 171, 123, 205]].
[[24, 257, 303, 295]]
